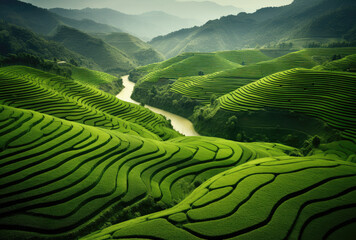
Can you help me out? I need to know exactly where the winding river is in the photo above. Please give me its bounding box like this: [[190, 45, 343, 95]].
[[116, 76, 200, 136]]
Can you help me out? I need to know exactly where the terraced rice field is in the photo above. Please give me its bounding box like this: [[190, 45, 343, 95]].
[[219, 68, 356, 140], [0, 66, 179, 140], [82, 156, 356, 240], [1, 62, 355, 240], [132, 50, 272, 84], [0, 104, 294, 239], [170, 48, 356, 102], [71, 66, 119, 88]]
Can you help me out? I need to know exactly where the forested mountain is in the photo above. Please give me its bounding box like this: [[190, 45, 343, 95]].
[[50, 8, 201, 40], [0, 0, 121, 35], [50, 26, 136, 74], [150, 0, 356, 58], [0, 21, 97, 69]]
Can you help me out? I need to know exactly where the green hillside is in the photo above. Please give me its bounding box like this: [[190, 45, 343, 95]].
[[0, 0, 121, 35], [170, 48, 356, 102], [130, 50, 272, 83], [51, 26, 137, 74], [0, 103, 296, 239], [70, 66, 123, 95], [193, 68, 356, 145], [129, 50, 274, 117], [0, 66, 178, 140], [314, 54, 356, 72], [150, 0, 356, 58], [99, 32, 164, 66], [0, 22, 97, 70], [82, 155, 356, 240]]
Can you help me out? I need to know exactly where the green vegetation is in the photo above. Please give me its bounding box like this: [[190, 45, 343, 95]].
[[1, 1, 356, 239], [0, 65, 178, 140], [99, 32, 164, 66], [314, 54, 356, 72], [150, 0, 356, 58], [193, 68, 356, 145], [82, 155, 356, 240], [130, 50, 271, 83], [131, 48, 356, 122], [130, 50, 273, 117], [50, 26, 136, 74], [0, 22, 97, 70], [170, 48, 356, 103], [0, 103, 295, 239], [0, 0, 121, 35], [70, 66, 123, 95]]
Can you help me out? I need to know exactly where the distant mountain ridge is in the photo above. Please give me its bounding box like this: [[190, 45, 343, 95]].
[[0, 0, 121, 35], [21, 0, 243, 22], [49, 8, 202, 40], [150, 0, 356, 58]]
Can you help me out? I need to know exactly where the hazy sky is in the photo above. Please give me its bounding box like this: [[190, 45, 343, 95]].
[[179, 0, 293, 12]]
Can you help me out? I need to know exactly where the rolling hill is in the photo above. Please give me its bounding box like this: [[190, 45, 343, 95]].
[[169, 48, 356, 103], [0, 64, 309, 239], [0, 0, 121, 35], [82, 155, 356, 240], [193, 68, 356, 146], [0, 65, 178, 140], [130, 48, 356, 118], [150, 0, 356, 58]]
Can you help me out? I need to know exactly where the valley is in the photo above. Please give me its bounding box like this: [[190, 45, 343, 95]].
[[0, 0, 355, 239], [117, 75, 199, 136]]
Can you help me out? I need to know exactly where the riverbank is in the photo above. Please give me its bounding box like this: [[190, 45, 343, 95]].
[[116, 76, 199, 136]]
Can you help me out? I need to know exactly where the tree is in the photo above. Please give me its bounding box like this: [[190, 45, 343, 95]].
[[210, 94, 217, 105], [198, 71, 204, 76]]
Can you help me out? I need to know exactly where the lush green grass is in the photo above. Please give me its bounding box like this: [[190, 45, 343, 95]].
[[71, 66, 119, 88], [70, 65, 123, 94], [0, 104, 294, 239], [0, 65, 179, 140], [218, 68, 356, 141], [82, 155, 356, 240], [170, 48, 356, 102]]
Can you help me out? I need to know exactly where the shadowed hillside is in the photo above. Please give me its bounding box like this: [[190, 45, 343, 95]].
[[150, 0, 356, 58], [0, 0, 121, 35]]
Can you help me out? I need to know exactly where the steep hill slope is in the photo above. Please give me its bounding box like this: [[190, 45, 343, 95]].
[[169, 48, 356, 103], [150, 0, 356, 58], [0, 103, 295, 239], [0, 66, 178, 140], [50, 8, 201, 40], [0, 22, 98, 69], [50, 26, 136, 74], [98, 32, 164, 66], [193, 68, 356, 146], [82, 155, 356, 240], [0, 0, 121, 35]]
